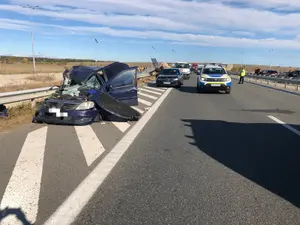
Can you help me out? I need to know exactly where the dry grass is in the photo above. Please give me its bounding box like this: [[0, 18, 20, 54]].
[[0, 103, 36, 132], [25, 74, 56, 82], [0, 80, 61, 93], [0, 62, 154, 74]]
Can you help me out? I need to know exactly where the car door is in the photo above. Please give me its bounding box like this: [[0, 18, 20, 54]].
[[107, 67, 138, 106]]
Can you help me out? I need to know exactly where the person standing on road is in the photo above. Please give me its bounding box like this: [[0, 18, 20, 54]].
[[239, 66, 246, 84]]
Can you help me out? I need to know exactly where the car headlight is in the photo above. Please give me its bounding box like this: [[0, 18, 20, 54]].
[[200, 77, 206, 81], [225, 77, 231, 81], [75, 101, 95, 110], [173, 78, 179, 81]]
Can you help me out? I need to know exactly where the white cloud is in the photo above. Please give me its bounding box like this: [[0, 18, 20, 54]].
[[1, 0, 300, 49]]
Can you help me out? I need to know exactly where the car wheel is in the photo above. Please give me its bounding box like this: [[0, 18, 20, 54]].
[[156, 83, 160, 87], [225, 88, 231, 94], [176, 84, 181, 88]]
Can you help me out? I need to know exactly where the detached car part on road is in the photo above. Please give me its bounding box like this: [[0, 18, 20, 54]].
[[33, 62, 141, 125], [156, 68, 184, 88], [197, 64, 232, 94]]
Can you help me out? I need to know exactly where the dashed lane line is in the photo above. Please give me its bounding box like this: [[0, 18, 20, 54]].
[[130, 106, 144, 114], [0, 126, 48, 225], [138, 92, 158, 100], [75, 125, 106, 167], [139, 88, 162, 95], [268, 115, 300, 136], [111, 121, 131, 133], [138, 98, 152, 106], [142, 86, 166, 92]]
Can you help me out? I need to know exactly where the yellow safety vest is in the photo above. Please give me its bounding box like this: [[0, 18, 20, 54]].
[[240, 69, 246, 77]]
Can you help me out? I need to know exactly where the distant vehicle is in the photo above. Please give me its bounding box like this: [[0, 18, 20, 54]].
[[259, 70, 278, 76], [191, 63, 198, 72], [196, 64, 231, 94], [156, 68, 184, 88], [173, 62, 191, 79], [287, 70, 300, 79]]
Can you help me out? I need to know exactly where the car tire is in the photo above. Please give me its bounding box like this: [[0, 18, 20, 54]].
[[176, 84, 181, 88], [225, 88, 231, 94], [156, 83, 160, 87]]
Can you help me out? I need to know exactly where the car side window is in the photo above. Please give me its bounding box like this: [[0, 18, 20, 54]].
[[111, 68, 135, 87], [85, 76, 101, 89]]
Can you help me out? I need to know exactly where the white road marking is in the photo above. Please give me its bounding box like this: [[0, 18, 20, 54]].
[[138, 92, 158, 100], [43, 88, 173, 225], [139, 88, 162, 95], [75, 125, 105, 167], [131, 106, 144, 114], [268, 115, 300, 136], [138, 98, 152, 106], [112, 121, 131, 132], [0, 126, 48, 225], [142, 86, 165, 92]]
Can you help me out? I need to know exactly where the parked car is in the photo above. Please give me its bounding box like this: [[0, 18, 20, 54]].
[[156, 68, 184, 88], [173, 62, 191, 79], [33, 62, 141, 125], [259, 69, 279, 76]]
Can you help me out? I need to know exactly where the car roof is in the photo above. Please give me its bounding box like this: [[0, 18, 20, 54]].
[[204, 65, 224, 69]]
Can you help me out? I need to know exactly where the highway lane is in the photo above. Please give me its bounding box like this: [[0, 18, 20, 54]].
[[0, 84, 170, 225], [71, 73, 300, 225]]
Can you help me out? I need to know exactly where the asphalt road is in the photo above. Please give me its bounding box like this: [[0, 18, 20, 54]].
[[2, 73, 300, 224]]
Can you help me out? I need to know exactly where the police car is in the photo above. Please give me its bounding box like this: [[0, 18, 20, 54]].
[[196, 64, 231, 94]]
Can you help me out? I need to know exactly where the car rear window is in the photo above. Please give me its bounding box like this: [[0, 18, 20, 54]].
[[161, 69, 180, 75], [175, 64, 190, 68]]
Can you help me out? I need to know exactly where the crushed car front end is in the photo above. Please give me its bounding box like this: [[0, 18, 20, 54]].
[[33, 98, 99, 125]]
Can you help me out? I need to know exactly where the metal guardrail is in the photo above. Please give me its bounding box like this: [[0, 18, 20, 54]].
[[229, 72, 300, 91], [0, 70, 154, 106]]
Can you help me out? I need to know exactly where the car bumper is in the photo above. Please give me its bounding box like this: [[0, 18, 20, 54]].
[[197, 81, 232, 90], [156, 79, 182, 86], [33, 108, 98, 125]]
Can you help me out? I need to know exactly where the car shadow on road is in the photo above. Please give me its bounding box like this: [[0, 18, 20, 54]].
[[0, 207, 33, 225], [178, 86, 223, 94], [182, 118, 300, 208]]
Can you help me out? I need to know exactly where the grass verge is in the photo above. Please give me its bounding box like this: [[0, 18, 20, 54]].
[[0, 103, 37, 132], [25, 74, 56, 82], [0, 81, 61, 93], [0, 76, 156, 133]]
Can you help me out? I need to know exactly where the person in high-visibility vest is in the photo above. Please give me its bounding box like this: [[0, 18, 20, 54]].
[[238, 67, 246, 84]]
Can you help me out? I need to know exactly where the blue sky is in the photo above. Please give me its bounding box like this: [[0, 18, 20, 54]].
[[1, 0, 300, 66]]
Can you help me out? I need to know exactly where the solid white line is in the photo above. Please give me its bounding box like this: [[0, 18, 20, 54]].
[[130, 106, 144, 114], [142, 86, 165, 92], [138, 92, 158, 100], [43, 88, 172, 225], [138, 98, 152, 106], [0, 126, 48, 225], [139, 88, 162, 95], [75, 125, 105, 167], [268, 115, 300, 136], [112, 121, 131, 132]]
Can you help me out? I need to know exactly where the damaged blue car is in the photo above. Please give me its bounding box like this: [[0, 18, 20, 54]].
[[33, 62, 141, 125]]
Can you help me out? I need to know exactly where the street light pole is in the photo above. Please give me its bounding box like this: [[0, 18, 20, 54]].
[[20, 4, 39, 74]]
